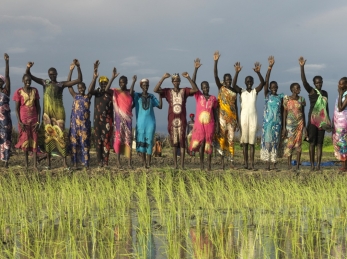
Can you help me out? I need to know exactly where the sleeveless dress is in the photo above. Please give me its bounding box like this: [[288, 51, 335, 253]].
[[240, 89, 257, 145]]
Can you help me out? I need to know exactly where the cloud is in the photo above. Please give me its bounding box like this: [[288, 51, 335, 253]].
[[286, 64, 326, 73], [209, 18, 224, 24], [303, 5, 347, 29], [121, 57, 144, 67], [166, 48, 189, 52], [134, 69, 158, 75], [7, 48, 26, 54]]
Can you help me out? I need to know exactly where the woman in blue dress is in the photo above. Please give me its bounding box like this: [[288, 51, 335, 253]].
[[130, 78, 162, 168], [260, 56, 284, 171], [67, 61, 98, 169]]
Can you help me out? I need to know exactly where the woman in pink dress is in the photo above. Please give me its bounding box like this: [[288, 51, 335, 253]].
[[13, 74, 41, 170], [113, 75, 136, 168], [190, 58, 218, 170]]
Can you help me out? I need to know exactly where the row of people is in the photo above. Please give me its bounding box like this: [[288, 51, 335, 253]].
[[0, 52, 346, 171]]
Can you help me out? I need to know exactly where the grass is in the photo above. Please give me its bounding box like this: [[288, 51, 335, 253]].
[[1, 167, 346, 258]]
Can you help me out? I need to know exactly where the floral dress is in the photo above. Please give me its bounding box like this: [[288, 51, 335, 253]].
[[333, 92, 347, 161], [68, 94, 91, 166], [260, 93, 284, 162], [283, 96, 306, 156], [0, 89, 12, 161]]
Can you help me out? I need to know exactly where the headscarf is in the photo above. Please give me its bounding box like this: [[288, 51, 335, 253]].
[[99, 76, 109, 83], [0, 75, 5, 84], [140, 78, 149, 84]]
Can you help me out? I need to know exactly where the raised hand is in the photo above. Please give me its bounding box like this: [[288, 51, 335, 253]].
[[298, 56, 306, 67], [112, 67, 120, 78], [73, 59, 80, 67], [194, 58, 202, 68], [182, 72, 189, 78], [253, 62, 261, 73], [94, 60, 100, 70], [213, 51, 220, 61], [4, 53, 9, 61], [93, 68, 99, 78], [132, 75, 137, 81], [234, 62, 242, 72], [27, 62, 34, 68], [163, 73, 171, 79], [268, 56, 275, 67], [69, 62, 75, 71]]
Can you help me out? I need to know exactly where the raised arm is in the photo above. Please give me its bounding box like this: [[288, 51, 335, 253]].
[[254, 62, 265, 93], [129, 75, 137, 96], [87, 60, 100, 98], [3, 53, 10, 96], [299, 56, 314, 94], [264, 56, 275, 97], [153, 73, 170, 94], [232, 62, 243, 94], [213, 51, 223, 89], [26, 62, 44, 86], [67, 62, 75, 81], [63, 59, 82, 88], [192, 58, 201, 83], [105, 67, 120, 92], [182, 72, 198, 94]]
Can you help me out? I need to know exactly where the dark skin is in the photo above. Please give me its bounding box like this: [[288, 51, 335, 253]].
[[115, 75, 136, 169], [67, 61, 99, 169], [263, 56, 283, 171], [15, 75, 41, 171], [26, 59, 82, 169], [153, 72, 199, 170], [213, 51, 240, 169], [90, 66, 119, 167], [299, 56, 328, 171], [130, 79, 162, 168], [282, 84, 307, 171], [0, 53, 10, 168], [232, 61, 265, 170], [337, 79, 347, 171], [192, 58, 218, 171]]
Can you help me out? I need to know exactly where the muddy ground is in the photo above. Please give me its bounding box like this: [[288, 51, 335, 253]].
[[0, 146, 342, 175]]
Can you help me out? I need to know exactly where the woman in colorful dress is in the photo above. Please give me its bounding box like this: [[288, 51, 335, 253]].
[[130, 78, 162, 168], [26, 59, 82, 169], [153, 72, 198, 170], [113, 75, 136, 168], [232, 61, 265, 171], [67, 61, 99, 169], [213, 51, 240, 169], [0, 53, 12, 168], [299, 56, 330, 171], [190, 58, 218, 171], [282, 83, 306, 171], [91, 67, 119, 167], [13, 74, 41, 170], [260, 56, 284, 171], [333, 77, 347, 172]]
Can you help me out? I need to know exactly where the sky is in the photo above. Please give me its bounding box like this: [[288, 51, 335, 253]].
[[1, 0, 346, 134]]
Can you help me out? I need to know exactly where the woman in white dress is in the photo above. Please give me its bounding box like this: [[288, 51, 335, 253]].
[[231, 62, 265, 170]]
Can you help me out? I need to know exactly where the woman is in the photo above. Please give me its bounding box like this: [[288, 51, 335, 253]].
[[113, 75, 136, 168], [130, 78, 162, 168], [213, 51, 240, 169], [333, 77, 347, 172], [67, 61, 99, 169], [91, 67, 119, 167], [190, 58, 218, 171], [299, 56, 330, 171], [0, 53, 12, 167], [14, 74, 41, 170], [260, 56, 284, 171], [232, 61, 265, 171], [153, 71, 198, 170], [282, 83, 306, 171], [26, 59, 82, 169]]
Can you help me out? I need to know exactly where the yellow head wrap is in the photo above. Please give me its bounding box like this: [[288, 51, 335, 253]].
[[99, 76, 109, 83]]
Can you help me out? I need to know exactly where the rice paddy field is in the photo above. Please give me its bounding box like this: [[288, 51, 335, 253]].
[[1, 140, 347, 258]]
